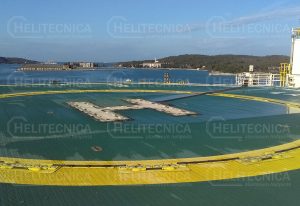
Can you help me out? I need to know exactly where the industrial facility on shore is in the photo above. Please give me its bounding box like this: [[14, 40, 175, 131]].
[[142, 58, 162, 68], [19, 62, 98, 71]]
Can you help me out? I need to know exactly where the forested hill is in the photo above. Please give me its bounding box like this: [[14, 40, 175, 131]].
[[0, 57, 38, 64], [118, 54, 289, 73]]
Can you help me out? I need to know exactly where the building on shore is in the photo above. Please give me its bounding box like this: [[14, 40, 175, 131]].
[[65, 62, 97, 69], [79, 62, 94, 68], [20, 60, 98, 71], [142, 59, 162, 68]]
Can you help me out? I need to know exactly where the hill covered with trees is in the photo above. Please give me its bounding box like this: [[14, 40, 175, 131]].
[[0, 57, 38, 64], [118, 54, 289, 73]]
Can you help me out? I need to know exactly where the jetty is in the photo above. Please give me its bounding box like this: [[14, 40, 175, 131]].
[[19, 64, 71, 71]]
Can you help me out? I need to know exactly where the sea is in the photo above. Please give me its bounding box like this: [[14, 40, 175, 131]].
[[0, 64, 299, 206], [0, 64, 235, 85]]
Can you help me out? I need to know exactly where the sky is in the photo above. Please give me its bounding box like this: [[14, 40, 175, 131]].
[[0, 0, 300, 62]]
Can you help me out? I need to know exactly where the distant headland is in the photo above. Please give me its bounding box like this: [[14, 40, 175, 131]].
[[116, 54, 289, 73], [0, 54, 289, 74], [0, 57, 39, 64]]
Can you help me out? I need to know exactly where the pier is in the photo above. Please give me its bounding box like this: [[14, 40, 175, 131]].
[[19, 64, 71, 71]]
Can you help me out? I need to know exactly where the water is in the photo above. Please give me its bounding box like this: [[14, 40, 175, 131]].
[[0, 64, 235, 85], [0, 64, 299, 206]]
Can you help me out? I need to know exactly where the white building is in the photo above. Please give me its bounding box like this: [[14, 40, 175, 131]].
[[79, 62, 94, 68], [142, 58, 162, 68]]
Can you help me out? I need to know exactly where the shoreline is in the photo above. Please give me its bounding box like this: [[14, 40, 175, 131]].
[[11, 63, 235, 74], [209, 71, 236, 76], [0, 81, 238, 87], [18, 67, 210, 72]]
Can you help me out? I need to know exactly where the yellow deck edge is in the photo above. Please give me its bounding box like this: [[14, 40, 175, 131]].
[[0, 89, 299, 186]]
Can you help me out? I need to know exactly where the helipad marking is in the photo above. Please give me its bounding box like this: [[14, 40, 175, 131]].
[[209, 93, 300, 109], [0, 89, 300, 186], [68, 99, 197, 122], [0, 89, 196, 99], [1, 89, 299, 109]]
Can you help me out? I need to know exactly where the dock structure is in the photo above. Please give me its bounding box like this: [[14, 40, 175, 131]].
[[20, 64, 71, 71], [68, 99, 197, 122]]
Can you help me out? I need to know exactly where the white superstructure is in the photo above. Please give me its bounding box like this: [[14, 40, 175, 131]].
[[290, 28, 300, 87], [236, 72, 279, 87]]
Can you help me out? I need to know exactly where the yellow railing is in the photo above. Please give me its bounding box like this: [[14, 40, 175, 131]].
[[280, 63, 291, 87], [293, 28, 300, 37]]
